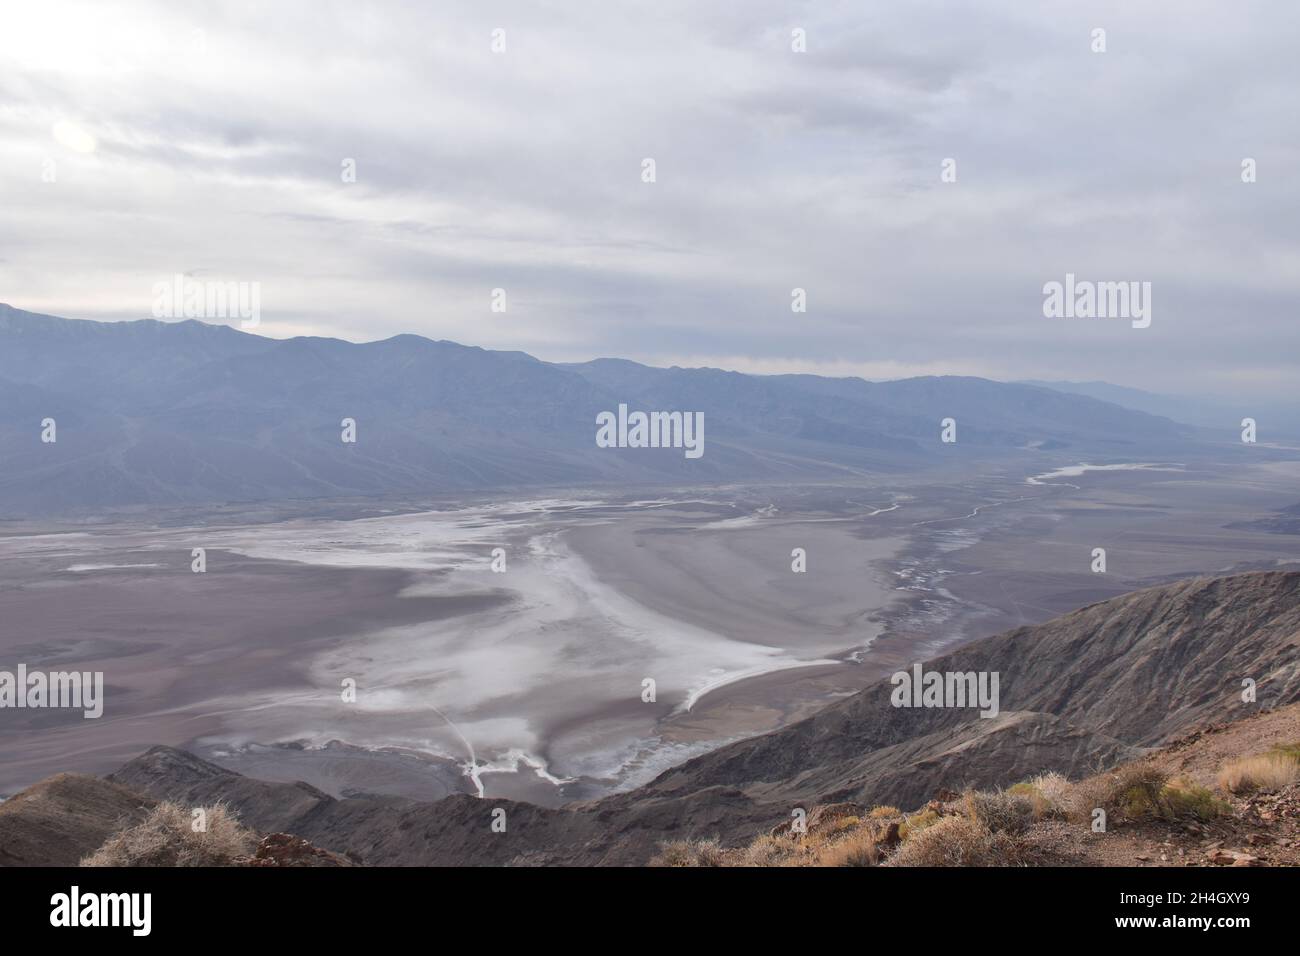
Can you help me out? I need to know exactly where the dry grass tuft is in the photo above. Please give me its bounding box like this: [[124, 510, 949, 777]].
[[963, 790, 1036, 834], [1067, 764, 1168, 823], [814, 829, 879, 867], [1030, 772, 1072, 813], [899, 808, 940, 840], [650, 837, 729, 867], [81, 802, 256, 867], [885, 815, 1024, 867], [742, 835, 794, 867], [1162, 778, 1230, 820], [1065, 763, 1231, 824], [1270, 741, 1300, 763], [823, 814, 860, 836], [1217, 752, 1300, 794], [1109, 765, 1170, 820]]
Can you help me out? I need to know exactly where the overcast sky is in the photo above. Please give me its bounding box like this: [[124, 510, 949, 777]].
[[1, 1, 1296, 401]]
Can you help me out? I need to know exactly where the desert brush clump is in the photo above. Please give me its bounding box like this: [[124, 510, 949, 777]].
[[1011, 771, 1072, 815], [885, 815, 1025, 867], [899, 808, 940, 840], [1161, 778, 1231, 820], [988, 773, 1073, 822], [1217, 750, 1300, 794], [1066, 764, 1230, 824], [822, 814, 860, 836], [1066, 764, 1165, 823], [701, 806, 906, 867], [1269, 741, 1300, 763], [742, 834, 793, 867], [963, 789, 1037, 834], [81, 802, 257, 867], [650, 836, 728, 867], [1109, 765, 1171, 821], [813, 828, 879, 867]]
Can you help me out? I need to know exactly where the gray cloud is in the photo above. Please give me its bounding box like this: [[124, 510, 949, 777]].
[[0, 0, 1296, 402]]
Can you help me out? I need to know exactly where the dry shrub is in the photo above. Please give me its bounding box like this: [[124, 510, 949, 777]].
[[81, 802, 256, 867], [823, 815, 860, 837], [814, 829, 879, 867], [650, 837, 728, 867], [742, 834, 795, 867], [1162, 778, 1230, 820], [868, 805, 901, 819], [1110, 765, 1170, 820], [885, 816, 1023, 867], [963, 790, 1035, 834], [732, 812, 892, 867], [1067, 764, 1232, 824], [1067, 764, 1169, 824], [1217, 752, 1300, 794], [1270, 741, 1300, 763], [1065, 774, 1114, 824], [1030, 772, 1071, 814], [899, 808, 940, 840], [1004, 773, 1069, 820]]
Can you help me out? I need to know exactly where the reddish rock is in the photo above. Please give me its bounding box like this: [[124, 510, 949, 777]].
[[1206, 848, 1261, 867], [240, 832, 355, 867]]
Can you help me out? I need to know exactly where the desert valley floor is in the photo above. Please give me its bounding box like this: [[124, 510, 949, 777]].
[[2, 455, 1298, 806]]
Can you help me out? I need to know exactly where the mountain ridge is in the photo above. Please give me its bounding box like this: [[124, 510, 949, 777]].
[[0, 304, 1205, 515]]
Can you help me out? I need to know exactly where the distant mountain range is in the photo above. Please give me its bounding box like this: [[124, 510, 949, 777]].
[[0, 304, 1216, 515], [1018, 380, 1300, 437]]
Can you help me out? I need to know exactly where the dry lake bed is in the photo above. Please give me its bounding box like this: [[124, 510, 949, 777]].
[[2, 457, 1298, 805]]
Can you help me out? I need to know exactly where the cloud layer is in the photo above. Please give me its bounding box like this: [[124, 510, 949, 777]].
[[1, 0, 1297, 401]]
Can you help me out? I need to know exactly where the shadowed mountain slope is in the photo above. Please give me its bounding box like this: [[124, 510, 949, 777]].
[[0, 304, 1201, 515], [621, 572, 1300, 815], [0, 773, 155, 866]]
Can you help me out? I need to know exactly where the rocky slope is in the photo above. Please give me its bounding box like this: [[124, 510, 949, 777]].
[[2, 571, 1297, 865], [662, 702, 1300, 868], [0, 774, 155, 866], [620, 570, 1300, 819]]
